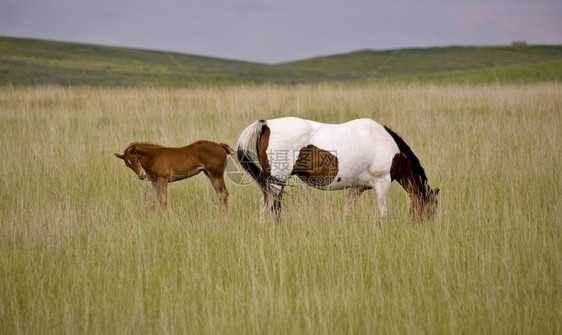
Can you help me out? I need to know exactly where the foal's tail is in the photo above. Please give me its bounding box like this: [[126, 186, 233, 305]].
[[220, 143, 235, 155], [237, 119, 269, 193]]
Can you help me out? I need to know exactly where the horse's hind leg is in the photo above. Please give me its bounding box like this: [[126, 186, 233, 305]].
[[215, 177, 229, 216], [344, 187, 366, 215], [260, 184, 283, 222], [205, 171, 229, 215]]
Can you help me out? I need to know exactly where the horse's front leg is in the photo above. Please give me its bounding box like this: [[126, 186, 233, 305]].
[[157, 178, 168, 209], [149, 181, 159, 209], [373, 176, 392, 220]]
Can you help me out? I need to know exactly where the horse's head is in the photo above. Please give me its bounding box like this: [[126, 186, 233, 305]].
[[410, 185, 440, 221], [424, 187, 440, 218], [114, 145, 147, 180]]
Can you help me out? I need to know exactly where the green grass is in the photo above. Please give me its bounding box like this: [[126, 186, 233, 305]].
[[0, 83, 560, 333], [1, 37, 561, 86]]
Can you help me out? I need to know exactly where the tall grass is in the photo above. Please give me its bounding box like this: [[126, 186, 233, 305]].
[[0, 83, 560, 334]]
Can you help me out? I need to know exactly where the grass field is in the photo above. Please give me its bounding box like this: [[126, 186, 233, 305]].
[[0, 83, 561, 333]]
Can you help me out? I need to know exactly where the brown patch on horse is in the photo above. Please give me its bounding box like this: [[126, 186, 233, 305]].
[[258, 125, 271, 175], [385, 126, 428, 196], [390, 153, 418, 193], [292, 144, 339, 187]]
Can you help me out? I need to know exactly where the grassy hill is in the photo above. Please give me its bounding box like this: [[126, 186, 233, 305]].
[[282, 46, 562, 84], [0, 37, 327, 86], [1, 36, 561, 86]]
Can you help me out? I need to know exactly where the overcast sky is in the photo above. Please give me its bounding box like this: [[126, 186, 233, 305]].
[[1, 0, 561, 63]]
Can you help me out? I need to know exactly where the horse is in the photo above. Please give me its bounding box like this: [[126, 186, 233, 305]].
[[237, 117, 439, 222], [115, 140, 233, 214]]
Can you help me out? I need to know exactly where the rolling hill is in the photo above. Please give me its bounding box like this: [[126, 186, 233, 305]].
[[280, 46, 562, 84], [1, 36, 561, 86]]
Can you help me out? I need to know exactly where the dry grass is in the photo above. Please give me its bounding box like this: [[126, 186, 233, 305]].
[[0, 83, 560, 334]]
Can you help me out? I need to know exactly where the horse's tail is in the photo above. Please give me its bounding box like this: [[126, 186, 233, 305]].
[[237, 119, 269, 193], [220, 143, 235, 155]]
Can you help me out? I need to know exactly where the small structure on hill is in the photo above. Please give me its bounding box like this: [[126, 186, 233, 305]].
[[512, 41, 527, 47]]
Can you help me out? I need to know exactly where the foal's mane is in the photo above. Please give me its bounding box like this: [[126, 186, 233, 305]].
[[384, 126, 428, 194], [126, 142, 163, 155]]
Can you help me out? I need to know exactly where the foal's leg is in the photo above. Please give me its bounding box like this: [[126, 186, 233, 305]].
[[373, 175, 392, 219], [344, 187, 365, 215], [149, 181, 159, 209], [156, 177, 168, 208], [204, 171, 229, 216]]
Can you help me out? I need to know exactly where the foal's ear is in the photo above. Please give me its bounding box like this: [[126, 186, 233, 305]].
[[114, 153, 124, 160], [129, 145, 138, 154], [434, 188, 440, 195]]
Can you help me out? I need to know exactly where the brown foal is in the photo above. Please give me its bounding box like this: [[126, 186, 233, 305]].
[[115, 140, 233, 214]]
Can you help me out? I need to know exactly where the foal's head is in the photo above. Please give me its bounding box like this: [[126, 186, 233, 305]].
[[114, 145, 147, 180]]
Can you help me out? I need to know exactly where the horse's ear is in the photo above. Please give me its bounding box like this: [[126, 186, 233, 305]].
[[434, 188, 440, 195], [133, 145, 148, 155], [114, 153, 124, 160]]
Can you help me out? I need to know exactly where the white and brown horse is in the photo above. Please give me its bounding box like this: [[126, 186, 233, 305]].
[[237, 117, 439, 221], [115, 140, 233, 214]]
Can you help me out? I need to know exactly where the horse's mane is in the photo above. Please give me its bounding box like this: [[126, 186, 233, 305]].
[[384, 126, 428, 194], [126, 142, 163, 155]]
